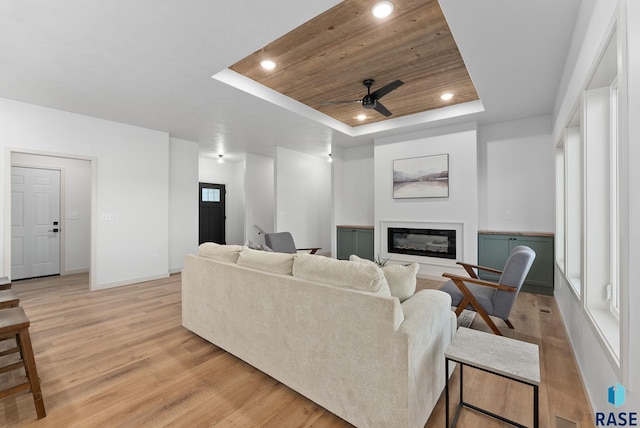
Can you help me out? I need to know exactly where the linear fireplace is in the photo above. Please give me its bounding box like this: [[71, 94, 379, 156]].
[[387, 227, 456, 259]]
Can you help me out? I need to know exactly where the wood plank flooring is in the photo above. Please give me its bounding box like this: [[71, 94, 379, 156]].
[[0, 274, 594, 427]]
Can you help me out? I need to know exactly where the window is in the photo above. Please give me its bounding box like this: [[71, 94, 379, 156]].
[[556, 26, 623, 366], [555, 143, 565, 274], [608, 79, 620, 318], [564, 107, 582, 296], [202, 188, 221, 202]]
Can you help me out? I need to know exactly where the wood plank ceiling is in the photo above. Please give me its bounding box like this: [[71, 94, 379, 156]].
[[230, 0, 479, 128]]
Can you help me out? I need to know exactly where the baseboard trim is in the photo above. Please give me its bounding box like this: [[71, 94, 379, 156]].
[[92, 273, 170, 291], [61, 268, 90, 276]]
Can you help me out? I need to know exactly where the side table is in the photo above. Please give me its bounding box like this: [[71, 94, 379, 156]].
[[445, 327, 540, 428]]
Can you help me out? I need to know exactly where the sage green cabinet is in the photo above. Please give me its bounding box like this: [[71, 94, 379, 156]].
[[478, 232, 554, 296], [337, 226, 374, 261]]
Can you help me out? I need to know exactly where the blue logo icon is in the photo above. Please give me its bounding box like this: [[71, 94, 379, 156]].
[[608, 383, 625, 408]]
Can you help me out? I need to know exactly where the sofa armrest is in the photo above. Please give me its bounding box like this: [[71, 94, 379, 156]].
[[396, 289, 455, 426], [398, 289, 453, 338]]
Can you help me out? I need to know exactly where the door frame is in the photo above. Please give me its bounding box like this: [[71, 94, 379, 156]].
[[3, 148, 97, 289]]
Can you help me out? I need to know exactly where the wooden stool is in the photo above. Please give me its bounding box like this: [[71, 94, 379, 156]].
[[0, 307, 46, 419], [0, 277, 11, 290], [0, 289, 19, 309]]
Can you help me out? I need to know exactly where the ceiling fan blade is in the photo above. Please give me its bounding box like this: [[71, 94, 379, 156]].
[[319, 100, 362, 106], [371, 80, 404, 100], [373, 101, 392, 117]]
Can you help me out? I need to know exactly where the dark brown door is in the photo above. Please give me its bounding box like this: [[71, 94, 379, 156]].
[[199, 183, 225, 245]]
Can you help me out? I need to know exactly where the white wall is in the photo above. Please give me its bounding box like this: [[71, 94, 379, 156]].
[[478, 116, 555, 232], [11, 152, 91, 274], [198, 155, 245, 245], [552, 0, 639, 414], [275, 147, 331, 253], [1, 98, 170, 290], [335, 145, 375, 226], [330, 145, 344, 257], [244, 153, 274, 244], [374, 122, 478, 277], [169, 138, 199, 272]]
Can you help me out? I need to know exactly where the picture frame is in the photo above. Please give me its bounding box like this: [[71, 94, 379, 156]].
[[393, 154, 449, 198]]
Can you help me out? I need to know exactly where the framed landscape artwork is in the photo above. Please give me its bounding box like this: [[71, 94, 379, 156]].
[[393, 154, 449, 198]]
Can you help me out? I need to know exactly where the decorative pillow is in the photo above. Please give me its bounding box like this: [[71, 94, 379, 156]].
[[293, 253, 390, 296], [198, 242, 244, 263], [237, 247, 295, 275], [350, 255, 418, 302]]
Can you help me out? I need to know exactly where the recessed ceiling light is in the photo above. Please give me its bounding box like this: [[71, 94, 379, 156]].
[[371, 1, 394, 19], [260, 59, 276, 70], [356, 114, 367, 121], [441, 92, 454, 101]]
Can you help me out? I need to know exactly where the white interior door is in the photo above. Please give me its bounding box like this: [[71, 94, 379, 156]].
[[11, 167, 61, 280]]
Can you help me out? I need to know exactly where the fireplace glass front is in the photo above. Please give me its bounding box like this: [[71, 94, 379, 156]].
[[387, 227, 456, 259]]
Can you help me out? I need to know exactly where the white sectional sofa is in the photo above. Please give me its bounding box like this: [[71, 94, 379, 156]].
[[182, 244, 456, 428]]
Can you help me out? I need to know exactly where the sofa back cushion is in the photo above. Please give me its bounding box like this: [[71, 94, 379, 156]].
[[293, 253, 390, 296], [350, 255, 419, 302], [237, 247, 295, 275], [199, 242, 244, 263]]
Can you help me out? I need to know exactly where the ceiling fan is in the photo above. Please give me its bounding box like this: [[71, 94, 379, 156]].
[[320, 79, 404, 117]]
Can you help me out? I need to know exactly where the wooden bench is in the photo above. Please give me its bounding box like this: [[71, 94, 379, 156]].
[[0, 289, 19, 309], [0, 307, 46, 419]]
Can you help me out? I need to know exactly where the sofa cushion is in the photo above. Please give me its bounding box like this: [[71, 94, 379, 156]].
[[247, 241, 274, 251], [350, 255, 419, 302], [293, 253, 390, 296], [198, 242, 244, 263], [237, 247, 295, 275]]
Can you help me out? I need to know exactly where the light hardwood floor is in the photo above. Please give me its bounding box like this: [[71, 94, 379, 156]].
[[0, 274, 594, 427]]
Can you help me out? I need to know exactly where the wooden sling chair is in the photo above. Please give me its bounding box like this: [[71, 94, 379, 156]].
[[264, 232, 321, 255], [440, 246, 536, 335]]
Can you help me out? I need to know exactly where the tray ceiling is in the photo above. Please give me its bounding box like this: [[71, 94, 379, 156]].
[[230, 0, 479, 128]]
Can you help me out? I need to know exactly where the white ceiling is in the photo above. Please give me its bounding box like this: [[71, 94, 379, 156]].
[[0, 0, 581, 160]]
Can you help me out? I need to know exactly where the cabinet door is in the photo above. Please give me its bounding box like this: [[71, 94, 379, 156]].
[[478, 234, 511, 282], [355, 229, 374, 261], [512, 236, 554, 295], [337, 228, 356, 260], [478, 233, 554, 296]]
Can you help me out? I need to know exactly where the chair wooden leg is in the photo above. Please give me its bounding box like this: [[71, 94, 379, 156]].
[[17, 327, 46, 419], [455, 297, 470, 316], [474, 309, 503, 335], [504, 319, 515, 329], [452, 279, 503, 336]]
